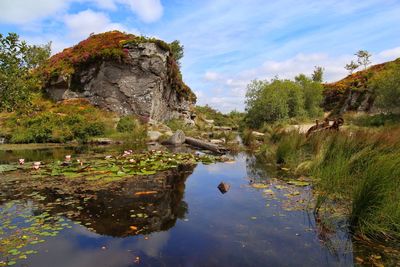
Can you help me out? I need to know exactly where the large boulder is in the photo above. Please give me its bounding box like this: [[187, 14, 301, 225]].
[[41, 31, 196, 122], [164, 130, 186, 146], [147, 131, 162, 142]]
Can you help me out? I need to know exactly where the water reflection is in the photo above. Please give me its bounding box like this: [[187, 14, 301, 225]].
[[1, 165, 194, 238], [0, 147, 397, 266]]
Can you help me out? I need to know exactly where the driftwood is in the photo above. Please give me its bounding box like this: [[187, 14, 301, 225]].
[[306, 118, 344, 138], [185, 137, 226, 154]]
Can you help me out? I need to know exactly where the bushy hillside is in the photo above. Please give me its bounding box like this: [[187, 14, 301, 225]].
[[323, 58, 400, 113]]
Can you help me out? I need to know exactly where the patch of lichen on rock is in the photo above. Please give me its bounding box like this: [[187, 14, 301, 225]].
[[38, 31, 196, 101]]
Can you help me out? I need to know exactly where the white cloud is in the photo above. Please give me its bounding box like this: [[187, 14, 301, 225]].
[[204, 71, 220, 81], [119, 0, 163, 23], [0, 0, 163, 25], [377, 46, 400, 61], [64, 9, 137, 40], [0, 0, 68, 24]]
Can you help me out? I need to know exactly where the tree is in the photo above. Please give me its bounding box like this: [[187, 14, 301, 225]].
[[244, 79, 306, 127], [345, 60, 359, 74], [0, 33, 51, 112], [295, 74, 323, 117], [311, 66, 324, 83], [370, 62, 400, 112], [355, 50, 371, 70], [169, 40, 184, 66]]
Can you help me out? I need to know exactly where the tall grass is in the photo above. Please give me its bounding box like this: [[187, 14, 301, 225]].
[[274, 127, 400, 243]]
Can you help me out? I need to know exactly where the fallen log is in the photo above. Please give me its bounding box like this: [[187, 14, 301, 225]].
[[185, 137, 226, 154]]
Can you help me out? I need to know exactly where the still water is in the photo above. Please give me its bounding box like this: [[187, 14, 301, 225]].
[[0, 146, 388, 266]]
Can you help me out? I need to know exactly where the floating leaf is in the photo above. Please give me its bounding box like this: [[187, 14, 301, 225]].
[[251, 183, 268, 189], [287, 180, 310, 187]]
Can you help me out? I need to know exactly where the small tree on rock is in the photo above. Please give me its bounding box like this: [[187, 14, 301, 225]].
[[345, 60, 359, 74], [169, 40, 184, 66], [355, 50, 371, 70]]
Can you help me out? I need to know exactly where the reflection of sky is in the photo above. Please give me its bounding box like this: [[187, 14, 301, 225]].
[[5, 153, 355, 267]]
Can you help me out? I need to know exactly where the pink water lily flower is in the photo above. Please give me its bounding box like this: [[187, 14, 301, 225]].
[[65, 155, 72, 161], [19, 159, 25, 165], [32, 162, 41, 170]]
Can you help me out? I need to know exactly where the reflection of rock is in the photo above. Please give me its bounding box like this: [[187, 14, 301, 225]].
[[80, 166, 194, 237], [1, 165, 195, 237]]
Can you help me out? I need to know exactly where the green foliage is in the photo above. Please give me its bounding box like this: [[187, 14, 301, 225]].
[[370, 61, 400, 112], [241, 128, 256, 147], [166, 119, 192, 132], [2, 99, 113, 143], [244, 76, 323, 128], [117, 116, 138, 133], [295, 74, 324, 117], [272, 128, 400, 242], [311, 66, 324, 82], [345, 60, 359, 74], [350, 113, 400, 127], [275, 131, 306, 164], [0, 33, 51, 112], [169, 40, 184, 66], [355, 50, 372, 70], [195, 105, 244, 128]]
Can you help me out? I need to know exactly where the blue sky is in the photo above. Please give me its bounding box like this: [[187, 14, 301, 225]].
[[1, 0, 400, 112]]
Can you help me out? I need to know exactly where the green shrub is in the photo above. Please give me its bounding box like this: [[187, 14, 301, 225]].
[[351, 113, 400, 127], [117, 116, 138, 133]]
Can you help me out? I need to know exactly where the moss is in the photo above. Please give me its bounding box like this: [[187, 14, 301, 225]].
[[37, 31, 196, 102]]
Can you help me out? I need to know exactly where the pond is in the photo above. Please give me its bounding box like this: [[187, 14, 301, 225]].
[[0, 145, 396, 266]]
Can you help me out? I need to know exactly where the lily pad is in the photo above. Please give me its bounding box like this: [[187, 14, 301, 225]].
[[287, 180, 310, 187]]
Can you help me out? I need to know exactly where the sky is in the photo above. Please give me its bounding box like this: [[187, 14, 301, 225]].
[[1, 0, 400, 112]]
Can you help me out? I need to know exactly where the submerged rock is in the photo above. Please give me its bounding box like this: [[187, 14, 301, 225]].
[[218, 182, 231, 194]]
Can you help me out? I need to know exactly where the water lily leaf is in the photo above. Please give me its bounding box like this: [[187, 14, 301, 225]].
[[251, 183, 268, 189], [287, 180, 310, 187]]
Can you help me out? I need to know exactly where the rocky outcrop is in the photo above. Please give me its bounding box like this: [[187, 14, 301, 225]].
[[41, 31, 196, 122], [323, 88, 374, 114], [323, 58, 400, 114]]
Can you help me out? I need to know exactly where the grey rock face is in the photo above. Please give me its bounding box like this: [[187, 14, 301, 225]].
[[45, 42, 194, 122]]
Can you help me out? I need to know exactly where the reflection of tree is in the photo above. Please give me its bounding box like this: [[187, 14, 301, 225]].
[[245, 154, 278, 182]]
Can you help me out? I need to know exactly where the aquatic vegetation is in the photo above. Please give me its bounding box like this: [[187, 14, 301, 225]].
[[1, 150, 224, 183], [0, 200, 73, 266]]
